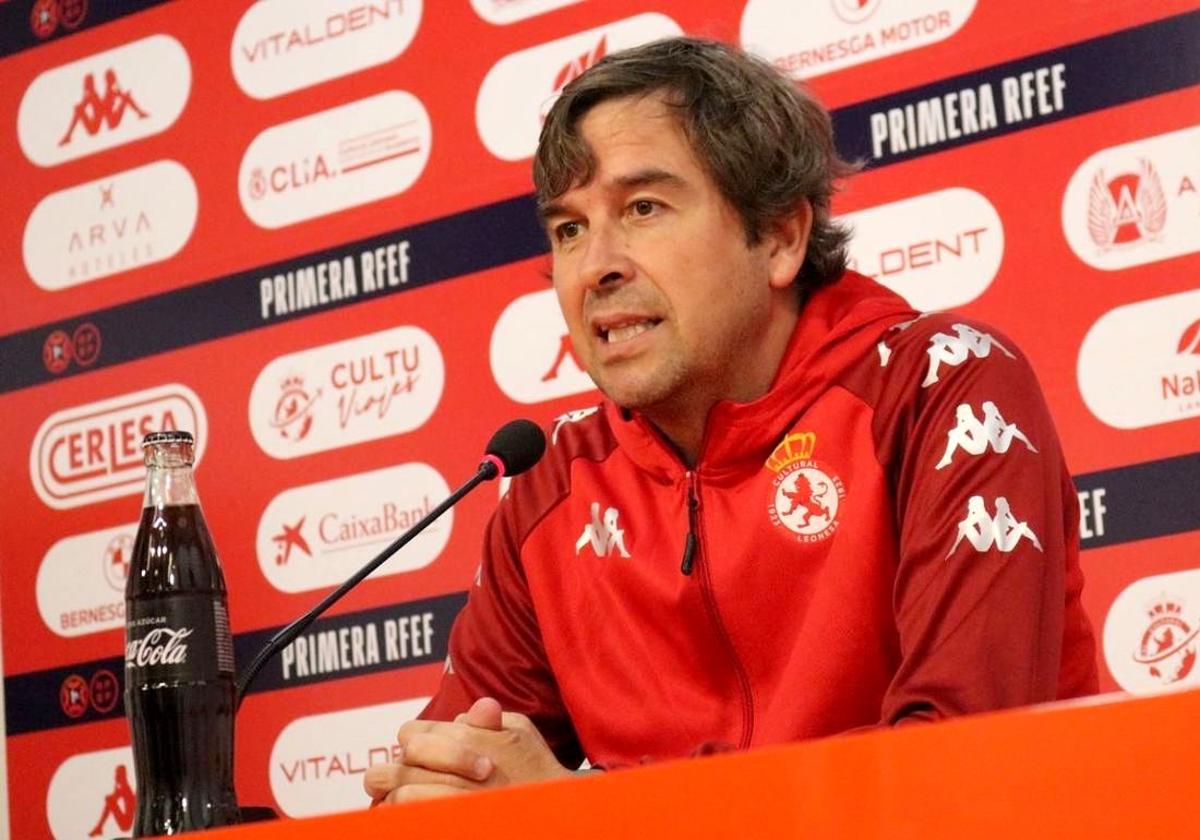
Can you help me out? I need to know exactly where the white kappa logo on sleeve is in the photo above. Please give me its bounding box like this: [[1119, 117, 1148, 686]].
[[948, 496, 1042, 557], [935, 401, 1037, 469], [923, 323, 1013, 387]]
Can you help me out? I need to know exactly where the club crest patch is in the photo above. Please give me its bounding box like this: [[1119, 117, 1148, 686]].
[[766, 431, 846, 543]]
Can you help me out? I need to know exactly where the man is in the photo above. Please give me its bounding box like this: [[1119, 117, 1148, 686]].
[[365, 37, 1098, 804]]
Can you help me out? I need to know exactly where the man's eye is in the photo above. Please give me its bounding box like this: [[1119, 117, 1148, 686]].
[[631, 199, 656, 216], [555, 221, 581, 241]]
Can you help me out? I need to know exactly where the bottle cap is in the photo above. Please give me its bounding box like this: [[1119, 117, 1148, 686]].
[[142, 430, 195, 447]]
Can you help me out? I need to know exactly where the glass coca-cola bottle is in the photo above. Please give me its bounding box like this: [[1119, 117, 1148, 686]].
[[124, 430, 240, 835]]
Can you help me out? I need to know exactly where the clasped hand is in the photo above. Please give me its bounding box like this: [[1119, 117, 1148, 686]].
[[364, 697, 571, 805]]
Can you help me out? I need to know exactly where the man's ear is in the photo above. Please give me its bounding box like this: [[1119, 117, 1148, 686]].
[[765, 198, 813, 291]]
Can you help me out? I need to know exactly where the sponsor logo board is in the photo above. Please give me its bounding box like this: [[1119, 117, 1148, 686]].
[[38, 523, 137, 637], [469, 0, 582, 25], [269, 698, 427, 817], [476, 13, 682, 161], [18, 34, 191, 166], [741, 0, 974, 79], [257, 463, 451, 593], [1077, 289, 1200, 429], [240, 90, 431, 228], [842, 187, 1003, 310], [1062, 126, 1200, 270], [490, 288, 596, 403], [30, 383, 207, 510], [232, 0, 422, 99], [47, 746, 136, 839], [1104, 568, 1200, 694], [249, 325, 444, 458], [24, 160, 198, 291]]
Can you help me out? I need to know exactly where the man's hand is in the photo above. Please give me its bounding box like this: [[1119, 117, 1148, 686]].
[[364, 698, 573, 806]]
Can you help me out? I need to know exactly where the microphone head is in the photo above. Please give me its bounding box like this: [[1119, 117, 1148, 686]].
[[483, 419, 546, 479]]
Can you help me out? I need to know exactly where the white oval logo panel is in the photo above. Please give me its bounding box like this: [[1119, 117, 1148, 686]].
[[741, 0, 975, 79], [23, 160, 198, 291], [1077, 289, 1200, 429], [30, 383, 208, 510], [1062, 125, 1200, 271], [269, 698, 427, 817], [491, 289, 596, 403], [232, 0, 422, 99], [475, 13, 682, 162], [1104, 568, 1200, 695], [257, 463, 450, 593], [18, 34, 191, 167], [38, 523, 137, 637], [239, 91, 431, 229], [47, 746, 135, 840], [841, 187, 1003, 311], [249, 326, 444, 459], [470, 0, 583, 25]]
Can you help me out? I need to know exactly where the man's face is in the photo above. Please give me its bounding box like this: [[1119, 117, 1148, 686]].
[[545, 93, 786, 420]]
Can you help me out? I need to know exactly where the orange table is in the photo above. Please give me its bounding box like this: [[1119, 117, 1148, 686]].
[[206, 688, 1198, 838]]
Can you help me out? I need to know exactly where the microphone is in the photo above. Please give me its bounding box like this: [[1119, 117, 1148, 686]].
[[235, 419, 546, 708], [480, 418, 546, 479]]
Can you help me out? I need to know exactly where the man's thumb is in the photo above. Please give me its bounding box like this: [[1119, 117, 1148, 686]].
[[465, 696, 504, 730]]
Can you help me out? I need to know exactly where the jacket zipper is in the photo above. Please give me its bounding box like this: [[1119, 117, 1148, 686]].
[[680, 475, 699, 575], [680, 470, 755, 749]]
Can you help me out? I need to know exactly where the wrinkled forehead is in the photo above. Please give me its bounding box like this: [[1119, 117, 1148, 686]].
[[537, 90, 696, 215]]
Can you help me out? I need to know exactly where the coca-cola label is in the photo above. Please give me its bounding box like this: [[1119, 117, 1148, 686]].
[[125, 596, 234, 683]]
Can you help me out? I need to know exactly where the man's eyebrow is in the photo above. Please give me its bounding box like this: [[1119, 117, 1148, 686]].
[[537, 200, 569, 223], [613, 168, 687, 191], [537, 169, 689, 223]]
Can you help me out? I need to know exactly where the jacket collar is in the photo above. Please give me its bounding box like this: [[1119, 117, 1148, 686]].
[[605, 272, 917, 484]]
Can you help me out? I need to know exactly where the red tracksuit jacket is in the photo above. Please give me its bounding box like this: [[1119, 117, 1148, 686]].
[[423, 272, 1098, 768]]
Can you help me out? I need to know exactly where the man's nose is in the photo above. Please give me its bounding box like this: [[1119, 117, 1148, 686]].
[[578, 222, 634, 290]]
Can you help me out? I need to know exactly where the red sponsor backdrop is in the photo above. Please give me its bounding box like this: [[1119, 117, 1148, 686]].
[[2, 1, 1198, 837]]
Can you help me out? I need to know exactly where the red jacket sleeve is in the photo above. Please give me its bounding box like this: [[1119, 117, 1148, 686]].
[[872, 317, 1098, 725], [418, 487, 585, 768]]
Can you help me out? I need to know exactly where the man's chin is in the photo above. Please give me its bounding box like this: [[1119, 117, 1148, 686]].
[[596, 379, 675, 415]]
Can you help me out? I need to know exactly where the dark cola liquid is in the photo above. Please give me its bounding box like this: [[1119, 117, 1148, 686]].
[[126, 503, 239, 835]]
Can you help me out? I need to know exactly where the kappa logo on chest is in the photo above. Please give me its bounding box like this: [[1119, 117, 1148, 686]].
[[576, 501, 632, 558]]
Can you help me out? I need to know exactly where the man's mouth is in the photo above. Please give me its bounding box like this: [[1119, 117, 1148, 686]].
[[597, 318, 662, 344]]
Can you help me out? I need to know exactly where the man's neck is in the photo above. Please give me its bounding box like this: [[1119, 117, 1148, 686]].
[[643, 298, 800, 466]]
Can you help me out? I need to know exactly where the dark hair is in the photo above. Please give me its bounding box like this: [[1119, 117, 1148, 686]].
[[534, 37, 857, 291]]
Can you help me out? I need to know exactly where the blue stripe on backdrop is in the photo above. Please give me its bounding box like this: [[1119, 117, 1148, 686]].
[[832, 9, 1200, 166], [1076, 452, 1200, 551], [3, 591, 466, 736], [0, 0, 177, 57]]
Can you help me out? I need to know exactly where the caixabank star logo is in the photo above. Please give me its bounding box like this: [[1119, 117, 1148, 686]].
[[765, 432, 846, 543]]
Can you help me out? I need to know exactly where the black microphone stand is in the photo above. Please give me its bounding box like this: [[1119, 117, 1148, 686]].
[[234, 458, 499, 710]]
